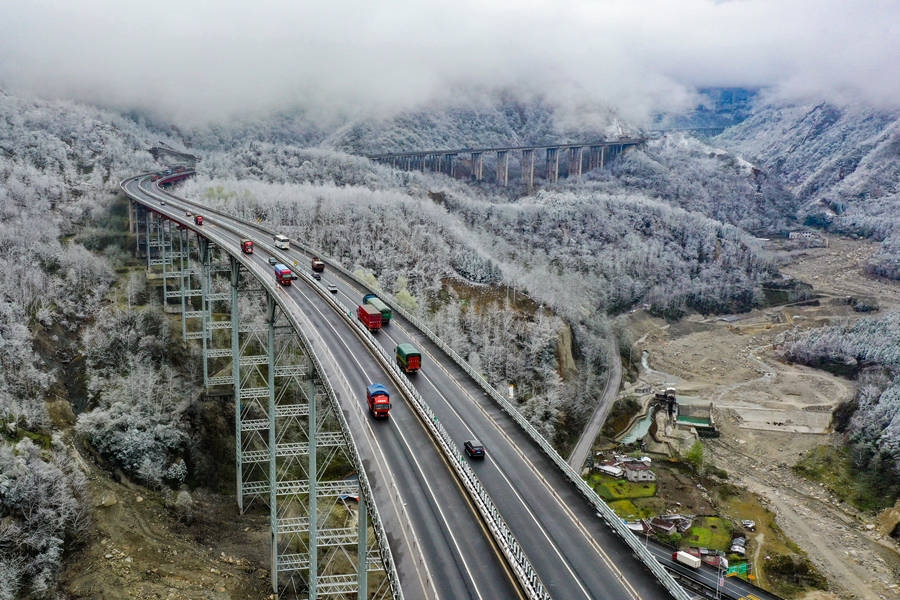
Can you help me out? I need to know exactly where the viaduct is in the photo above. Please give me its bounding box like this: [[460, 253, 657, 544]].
[[367, 138, 647, 186]]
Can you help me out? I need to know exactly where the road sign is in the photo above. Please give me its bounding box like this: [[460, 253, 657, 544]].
[[726, 562, 749, 576]]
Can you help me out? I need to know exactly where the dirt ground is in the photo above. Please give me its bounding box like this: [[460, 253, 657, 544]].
[[60, 445, 276, 600], [625, 235, 900, 599], [59, 235, 898, 599]]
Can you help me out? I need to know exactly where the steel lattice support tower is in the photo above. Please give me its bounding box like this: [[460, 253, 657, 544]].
[[139, 226, 394, 599], [177, 229, 207, 342], [219, 260, 385, 599], [133, 202, 148, 259], [157, 221, 190, 314], [198, 238, 233, 387]]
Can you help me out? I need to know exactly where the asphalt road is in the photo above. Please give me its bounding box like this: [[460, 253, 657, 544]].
[[124, 174, 778, 600], [567, 337, 621, 470]]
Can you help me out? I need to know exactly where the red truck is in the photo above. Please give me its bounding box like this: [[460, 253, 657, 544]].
[[240, 239, 254, 254], [194, 215, 204, 226], [273, 263, 295, 286], [357, 304, 382, 332], [311, 256, 325, 272], [366, 383, 391, 418], [395, 343, 421, 373]]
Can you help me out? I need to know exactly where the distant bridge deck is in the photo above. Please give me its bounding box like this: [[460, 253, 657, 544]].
[[367, 137, 648, 187], [366, 137, 647, 160]]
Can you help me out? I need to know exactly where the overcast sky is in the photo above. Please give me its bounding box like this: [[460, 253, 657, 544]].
[[1, 0, 898, 125]]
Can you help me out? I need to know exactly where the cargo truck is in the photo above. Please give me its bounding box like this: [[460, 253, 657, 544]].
[[672, 550, 702, 569], [240, 239, 254, 254], [311, 256, 325, 272], [366, 383, 391, 418], [357, 304, 382, 332], [363, 294, 392, 325], [395, 343, 421, 373], [273, 263, 295, 286]]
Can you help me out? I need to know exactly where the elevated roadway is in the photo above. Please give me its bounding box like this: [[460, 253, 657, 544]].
[[124, 175, 521, 600], [123, 173, 770, 600]]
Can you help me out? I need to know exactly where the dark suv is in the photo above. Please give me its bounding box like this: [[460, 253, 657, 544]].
[[463, 440, 485, 459]]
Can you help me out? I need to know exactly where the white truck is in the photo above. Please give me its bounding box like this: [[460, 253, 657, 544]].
[[672, 550, 702, 569]]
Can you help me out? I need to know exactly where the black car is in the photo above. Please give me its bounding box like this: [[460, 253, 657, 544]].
[[463, 440, 485, 459]]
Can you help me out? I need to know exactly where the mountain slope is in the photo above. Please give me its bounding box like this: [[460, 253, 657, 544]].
[[719, 101, 900, 277]]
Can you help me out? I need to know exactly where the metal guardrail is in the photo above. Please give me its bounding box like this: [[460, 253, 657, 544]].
[[121, 176, 404, 600], [134, 174, 690, 599], [300, 251, 693, 600], [333, 304, 552, 600]]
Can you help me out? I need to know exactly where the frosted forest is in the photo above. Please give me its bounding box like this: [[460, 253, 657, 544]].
[[0, 88, 898, 597]]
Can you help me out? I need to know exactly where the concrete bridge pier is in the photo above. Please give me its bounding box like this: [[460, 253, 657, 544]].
[[589, 145, 606, 170], [471, 152, 483, 181], [569, 147, 584, 179], [521, 149, 535, 189], [496, 150, 509, 186], [443, 153, 456, 177], [546, 147, 559, 183]]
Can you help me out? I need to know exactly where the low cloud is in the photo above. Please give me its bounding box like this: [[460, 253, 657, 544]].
[[1, 1, 897, 125]]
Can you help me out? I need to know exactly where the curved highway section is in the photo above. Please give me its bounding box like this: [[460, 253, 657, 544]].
[[123, 173, 690, 599], [124, 175, 522, 600]]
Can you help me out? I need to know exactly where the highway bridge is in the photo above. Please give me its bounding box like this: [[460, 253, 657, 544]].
[[121, 170, 778, 600], [367, 138, 646, 187]]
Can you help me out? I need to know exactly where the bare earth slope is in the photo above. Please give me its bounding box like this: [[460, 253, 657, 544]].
[[630, 234, 899, 599]]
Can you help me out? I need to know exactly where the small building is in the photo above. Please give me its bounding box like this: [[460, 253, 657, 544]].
[[649, 518, 676, 535], [626, 519, 652, 534], [655, 513, 693, 532], [624, 462, 657, 482], [597, 464, 624, 478]]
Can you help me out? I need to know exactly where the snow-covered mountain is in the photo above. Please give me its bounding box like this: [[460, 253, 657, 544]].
[[321, 91, 636, 154], [719, 101, 900, 277]]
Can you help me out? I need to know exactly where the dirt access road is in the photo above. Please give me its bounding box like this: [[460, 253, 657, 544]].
[[628, 235, 900, 600]]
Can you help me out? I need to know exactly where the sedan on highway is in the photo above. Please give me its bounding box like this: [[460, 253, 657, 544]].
[[464, 440, 485, 459]]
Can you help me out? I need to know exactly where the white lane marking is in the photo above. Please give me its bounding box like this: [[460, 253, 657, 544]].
[[292, 285, 490, 600], [378, 320, 642, 599]]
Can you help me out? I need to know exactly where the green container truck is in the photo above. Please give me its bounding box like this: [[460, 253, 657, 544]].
[[395, 343, 421, 374], [363, 294, 391, 325]]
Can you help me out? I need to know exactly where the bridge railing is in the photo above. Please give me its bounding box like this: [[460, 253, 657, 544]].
[[138, 175, 689, 599], [310, 257, 693, 600], [122, 176, 404, 600]]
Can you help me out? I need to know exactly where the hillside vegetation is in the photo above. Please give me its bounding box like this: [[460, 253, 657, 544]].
[[1, 86, 897, 597], [720, 101, 900, 278], [779, 312, 900, 507], [0, 92, 200, 598]]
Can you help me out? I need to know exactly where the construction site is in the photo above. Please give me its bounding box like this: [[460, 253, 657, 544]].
[[614, 234, 900, 600]]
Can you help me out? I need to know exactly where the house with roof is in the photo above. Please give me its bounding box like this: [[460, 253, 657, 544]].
[[624, 462, 657, 482], [649, 517, 676, 535]]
